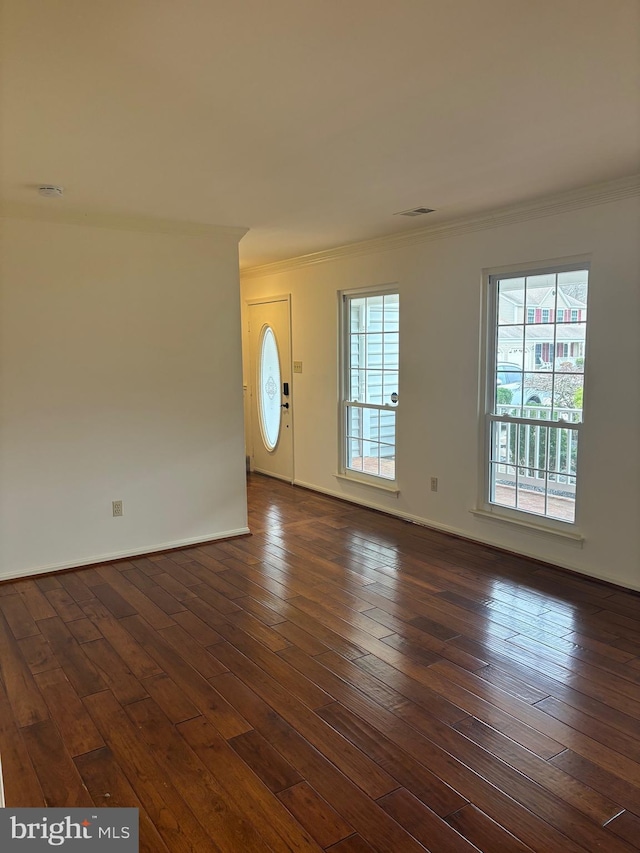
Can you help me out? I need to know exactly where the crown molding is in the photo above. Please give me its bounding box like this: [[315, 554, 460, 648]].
[[241, 174, 640, 279], [0, 201, 249, 242]]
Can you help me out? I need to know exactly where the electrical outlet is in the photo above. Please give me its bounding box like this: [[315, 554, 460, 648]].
[[430, 477, 438, 492], [112, 500, 123, 517], [293, 361, 303, 374]]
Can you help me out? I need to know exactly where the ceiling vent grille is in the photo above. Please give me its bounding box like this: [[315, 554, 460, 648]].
[[394, 206, 435, 217]]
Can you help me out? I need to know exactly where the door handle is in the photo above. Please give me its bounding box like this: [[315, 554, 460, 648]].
[[281, 402, 289, 409]]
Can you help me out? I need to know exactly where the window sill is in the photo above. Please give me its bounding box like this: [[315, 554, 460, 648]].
[[334, 473, 400, 496], [470, 507, 584, 543]]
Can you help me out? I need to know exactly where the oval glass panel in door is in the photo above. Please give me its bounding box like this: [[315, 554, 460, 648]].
[[258, 325, 281, 451]]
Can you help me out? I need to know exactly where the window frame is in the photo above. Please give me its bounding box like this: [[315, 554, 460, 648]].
[[477, 258, 590, 536], [338, 284, 400, 490]]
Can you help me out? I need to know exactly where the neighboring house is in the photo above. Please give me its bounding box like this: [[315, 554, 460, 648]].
[[497, 282, 587, 372]]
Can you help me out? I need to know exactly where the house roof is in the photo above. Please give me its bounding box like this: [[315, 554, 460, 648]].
[[502, 288, 587, 309], [499, 324, 587, 343], [2, 1, 639, 268]]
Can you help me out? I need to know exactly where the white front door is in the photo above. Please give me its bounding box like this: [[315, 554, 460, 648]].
[[247, 297, 293, 482]]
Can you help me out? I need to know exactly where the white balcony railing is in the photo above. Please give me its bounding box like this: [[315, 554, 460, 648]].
[[492, 404, 581, 497]]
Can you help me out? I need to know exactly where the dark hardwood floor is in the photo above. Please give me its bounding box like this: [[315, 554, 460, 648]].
[[1, 473, 639, 851]]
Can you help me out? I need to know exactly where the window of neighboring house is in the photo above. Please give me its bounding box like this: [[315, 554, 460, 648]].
[[341, 288, 399, 483], [487, 264, 588, 525], [541, 308, 551, 323], [527, 308, 535, 324]]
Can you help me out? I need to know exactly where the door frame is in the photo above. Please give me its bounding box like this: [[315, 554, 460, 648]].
[[246, 294, 294, 483]]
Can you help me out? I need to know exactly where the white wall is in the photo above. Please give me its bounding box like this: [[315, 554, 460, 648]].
[[0, 214, 248, 579], [242, 193, 640, 591]]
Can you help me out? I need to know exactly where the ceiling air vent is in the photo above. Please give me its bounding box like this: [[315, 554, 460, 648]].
[[394, 206, 435, 217], [38, 185, 64, 198]]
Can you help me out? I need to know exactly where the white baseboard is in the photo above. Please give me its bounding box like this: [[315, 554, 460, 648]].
[[0, 527, 251, 583], [292, 479, 640, 593], [253, 467, 294, 483]]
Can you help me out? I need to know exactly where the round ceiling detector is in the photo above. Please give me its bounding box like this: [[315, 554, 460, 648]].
[[38, 185, 64, 198]]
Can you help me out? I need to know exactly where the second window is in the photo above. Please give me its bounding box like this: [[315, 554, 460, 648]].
[[342, 289, 399, 482]]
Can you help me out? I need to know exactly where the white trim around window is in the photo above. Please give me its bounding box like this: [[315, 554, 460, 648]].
[[338, 284, 399, 489], [476, 256, 590, 536]]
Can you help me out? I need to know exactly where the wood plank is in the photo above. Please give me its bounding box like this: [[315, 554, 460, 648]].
[[317, 700, 467, 818], [14, 580, 57, 621], [237, 594, 289, 627], [229, 609, 292, 652], [0, 594, 40, 638], [44, 587, 85, 621], [38, 616, 106, 697], [17, 634, 59, 675], [21, 719, 94, 807], [95, 564, 177, 628], [0, 677, 46, 807], [121, 614, 251, 739], [275, 620, 332, 656], [34, 667, 105, 756], [228, 728, 304, 794], [325, 837, 375, 852], [74, 747, 172, 853], [81, 638, 149, 705], [157, 557, 202, 587], [379, 787, 481, 852], [535, 695, 640, 763], [58, 572, 96, 603], [381, 630, 486, 673], [452, 633, 640, 719], [81, 598, 163, 679], [476, 664, 551, 705], [0, 611, 50, 726], [35, 575, 62, 592], [211, 672, 430, 853], [172, 608, 224, 646], [209, 644, 397, 800], [126, 698, 276, 853], [192, 580, 244, 615], [158, 623, 229, 679], [212, 622, 333, 710], [91, 583, 139, 618], [446, 804, 535, 853], [327, 652, 468, 727], [141, 673, 201, 724], [179, 714, 324, 852], [271, 660, 603, 853], [605, 810, 640, 847], [73, 566, 106, 588], [67, 616, 104, 644], [453, 716, 621, 823], [82, 690, 226, 853], [425, 660, 566, 758], [549, 750, 640, 815], [277, 781, 353, 848]]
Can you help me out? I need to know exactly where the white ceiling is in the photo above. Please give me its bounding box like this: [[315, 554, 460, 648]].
[[2, 0, 639, 269]]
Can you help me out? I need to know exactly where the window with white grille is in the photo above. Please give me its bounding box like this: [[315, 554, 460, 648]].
[[485, 265, 588, 524], [341, 289, 399, 482]]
